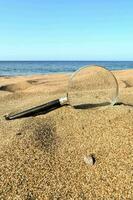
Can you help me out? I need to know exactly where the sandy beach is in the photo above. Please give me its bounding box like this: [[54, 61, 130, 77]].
[[0, 68, 133, 199]]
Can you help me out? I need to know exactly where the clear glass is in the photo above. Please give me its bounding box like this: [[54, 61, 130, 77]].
[[67, 65, 119, 107]]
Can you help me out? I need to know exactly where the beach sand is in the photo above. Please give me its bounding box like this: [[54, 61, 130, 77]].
[[0, 68, 133, 199]]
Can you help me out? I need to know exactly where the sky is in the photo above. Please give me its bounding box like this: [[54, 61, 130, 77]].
[[0, 0, 133, 61]]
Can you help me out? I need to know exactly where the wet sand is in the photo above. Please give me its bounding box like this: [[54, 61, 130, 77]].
[[0, 68, 133, 199]]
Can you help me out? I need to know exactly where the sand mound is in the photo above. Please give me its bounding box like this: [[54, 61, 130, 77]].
[[27, 78, 47, 85], [0, 81, 31, 92], [122, 78, 133, 88], [0, 106, 133, 199], [0, 70, 133, 199], [0, 117, 58, 199]]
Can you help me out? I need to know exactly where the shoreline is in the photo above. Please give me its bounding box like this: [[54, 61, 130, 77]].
[[0, 68, 133, 77], [0, 72, 72, 78]]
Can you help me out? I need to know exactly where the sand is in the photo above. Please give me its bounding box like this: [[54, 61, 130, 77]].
[[0, 68, 133, 199]]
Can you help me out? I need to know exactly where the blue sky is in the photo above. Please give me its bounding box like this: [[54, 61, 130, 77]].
[[0, 0, 133, 60]]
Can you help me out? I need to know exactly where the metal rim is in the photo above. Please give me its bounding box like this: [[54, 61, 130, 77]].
[[67, 65, 119, 106]]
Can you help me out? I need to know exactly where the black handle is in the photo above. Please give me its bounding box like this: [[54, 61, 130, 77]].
[[5, 99, 61, 120]]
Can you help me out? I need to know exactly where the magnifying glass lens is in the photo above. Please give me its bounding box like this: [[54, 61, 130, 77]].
[[68, 66, 118, 107]]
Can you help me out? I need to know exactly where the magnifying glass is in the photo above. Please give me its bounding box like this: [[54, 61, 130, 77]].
[[5, 65, 119, 120]]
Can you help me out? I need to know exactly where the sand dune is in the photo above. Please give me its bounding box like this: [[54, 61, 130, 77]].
[[0, 81, 31, 92], [0, 69, 133, 199]]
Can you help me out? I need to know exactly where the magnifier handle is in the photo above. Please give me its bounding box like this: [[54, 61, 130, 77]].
[[5, 99, 61, 120]]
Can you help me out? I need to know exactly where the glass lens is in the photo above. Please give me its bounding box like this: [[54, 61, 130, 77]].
[[68, 65, 118, 107]]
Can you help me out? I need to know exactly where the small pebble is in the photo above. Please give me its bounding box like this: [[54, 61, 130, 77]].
[[84, 154, 96, 166]]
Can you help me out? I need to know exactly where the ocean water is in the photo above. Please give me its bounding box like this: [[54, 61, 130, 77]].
[[0, 61, 133, 76]]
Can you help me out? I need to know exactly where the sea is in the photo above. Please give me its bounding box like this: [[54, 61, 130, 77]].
[[0, 61, 133, 76]]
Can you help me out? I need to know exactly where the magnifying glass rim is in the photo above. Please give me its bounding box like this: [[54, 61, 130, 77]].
[[67, 65, 119, 106]]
